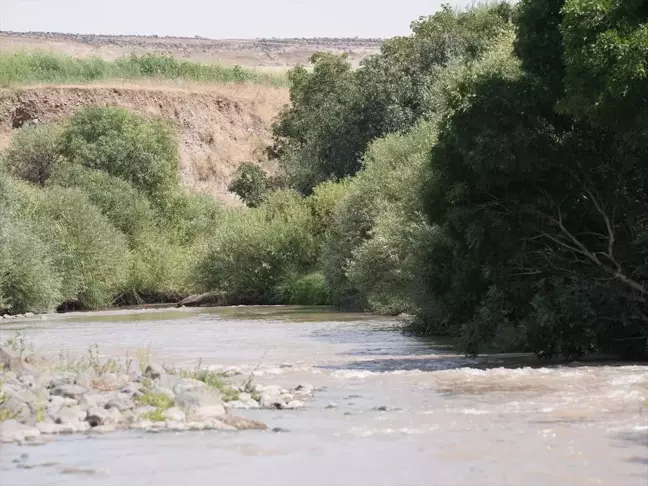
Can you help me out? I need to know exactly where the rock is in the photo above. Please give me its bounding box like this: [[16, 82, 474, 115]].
[[166, 421, 186, 431], [186, 421, 206, 431], [47, 395, 78, 414], [144, 363, 166, 380], [91, 373, 127, 391], [154, 386, 175, 401], [24, 312, 35, 318], [283, 400, 305, 410], [130, 420, 153, 430], [51, 384, 87, 400], [5, 388, 38, 408], [3, 397, 31, 422], [90, 424, 116, 434], [202, 418, 236, 431], [175, 390, 225, 418], [36, 421, 58, 434], [151, 421, 166, 429], [272, 427, 290, 433], [78, 392, 109, 409], [133, 405, 156, 417], [176, 292, 223, 308], [238, 392, 252, 401], [86, 407, 113, 426], [165, 407, 185, 422], [18, 374, 36, 387], [0, 346, 32, 377], [1, 371, 19, 385], [325, 403, 338, 409], [224, 400, 247, 410], [194, 404, 226, 419], [74, 370, 96, 388], [53, 406, 86, 424], [295, 384, 314, 394], [219, 415, 267, 430], [48, 372, 77, 388], [172, 378, 207, 395], [222, 367, 242, 377], [0, 420, 41, 442], [120, 382, 142, 397], [104, 395, 134, 411]]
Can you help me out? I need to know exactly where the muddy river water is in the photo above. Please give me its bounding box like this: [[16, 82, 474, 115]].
[[1, 306, 646, 485]]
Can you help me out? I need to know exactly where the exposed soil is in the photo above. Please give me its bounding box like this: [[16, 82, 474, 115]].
[[0, 82, 289, 202]]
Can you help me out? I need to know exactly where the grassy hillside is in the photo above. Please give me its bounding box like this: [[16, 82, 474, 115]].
[[0, 52, 289, 88]]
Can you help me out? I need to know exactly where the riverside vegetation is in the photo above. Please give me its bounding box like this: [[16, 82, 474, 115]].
[[1, 0, 647, 359]]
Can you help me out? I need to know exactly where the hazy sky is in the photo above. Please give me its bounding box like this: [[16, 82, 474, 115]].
[[0, 0, 472, 38]]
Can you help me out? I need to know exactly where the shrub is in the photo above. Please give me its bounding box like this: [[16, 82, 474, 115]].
[[60, 106, 180, 203], [0, 214, 62, 313], [272, 271, 331, 305], [321, 120, 438, 310], [14, 184, 130, 309], [194, 192, 317, 303], [3, 124, 64, 186], [50, 164, 156, 242], [228, 162, 268, 208]]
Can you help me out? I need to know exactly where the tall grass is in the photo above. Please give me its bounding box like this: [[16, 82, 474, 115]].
[[0, 52, 289, 88]]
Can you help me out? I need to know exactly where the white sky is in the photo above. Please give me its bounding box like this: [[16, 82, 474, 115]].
[[0, 0, 472, 38]]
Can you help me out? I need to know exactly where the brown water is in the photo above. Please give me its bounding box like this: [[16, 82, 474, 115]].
[[1, 306, 646, 486]]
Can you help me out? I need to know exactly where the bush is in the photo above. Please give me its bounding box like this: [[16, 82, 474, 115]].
[[13, 184, 130, 309], [3, 124, 64, 186], [228, 162, 268, 208], [50, 164, 156, 242], [272, 271, 331, 305], [60, 106, 180, 203], [194, 192, 317, 303], [123, 232, 194, 303], [321, 120, 438, 310], [0, 214, 62, 313]]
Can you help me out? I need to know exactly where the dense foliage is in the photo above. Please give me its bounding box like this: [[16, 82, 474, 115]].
[[2, 1, 646, 359], [268, 4, 514, 193]]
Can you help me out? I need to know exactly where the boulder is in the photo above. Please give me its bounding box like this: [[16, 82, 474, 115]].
[[48, 372, 77, 388], [0, 347, 32, 377], [36, 421, 58, 434], [3, 397, 31, 422], [165, 407, 186, 422], [172, 378, 207, 395], [50, 384, 87, 400], [219, 415, 267, 430], [175, 390, 225, 419], [166, 421, 186, 431], [52, 405, 86, 424], [120, 382, 142, 397], [283, 400, 305, 410], [176, 292, 223, 308], [0, 420, 41, 443], [104, 395, 134, 411], [90, 424, 116, 434], [143, 363, 166, 380], [78, 392, 109, 410], [86, 407, 119, 427]]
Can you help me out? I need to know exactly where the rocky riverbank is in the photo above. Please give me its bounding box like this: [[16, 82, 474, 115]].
[[0, 345, 313, 444]]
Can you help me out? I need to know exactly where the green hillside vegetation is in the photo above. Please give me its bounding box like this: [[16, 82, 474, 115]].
[[0, 51, 289, 87]]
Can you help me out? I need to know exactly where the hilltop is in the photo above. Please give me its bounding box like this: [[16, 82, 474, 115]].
[[0, 31, 383, 68]]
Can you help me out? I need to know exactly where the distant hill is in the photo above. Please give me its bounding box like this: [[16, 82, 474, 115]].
[[0, 31, 383, 69]]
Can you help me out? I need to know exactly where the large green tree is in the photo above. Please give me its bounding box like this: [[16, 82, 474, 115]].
[[420, 0, 648, 357]]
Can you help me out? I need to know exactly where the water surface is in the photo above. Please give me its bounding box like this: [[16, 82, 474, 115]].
[[1, 306, 646, 486]]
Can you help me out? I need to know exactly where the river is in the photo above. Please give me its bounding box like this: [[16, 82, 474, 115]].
[[1, 306, 646, 485]]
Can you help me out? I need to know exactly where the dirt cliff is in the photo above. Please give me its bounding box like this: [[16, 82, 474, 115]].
[[0, 82, 289, 203]]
